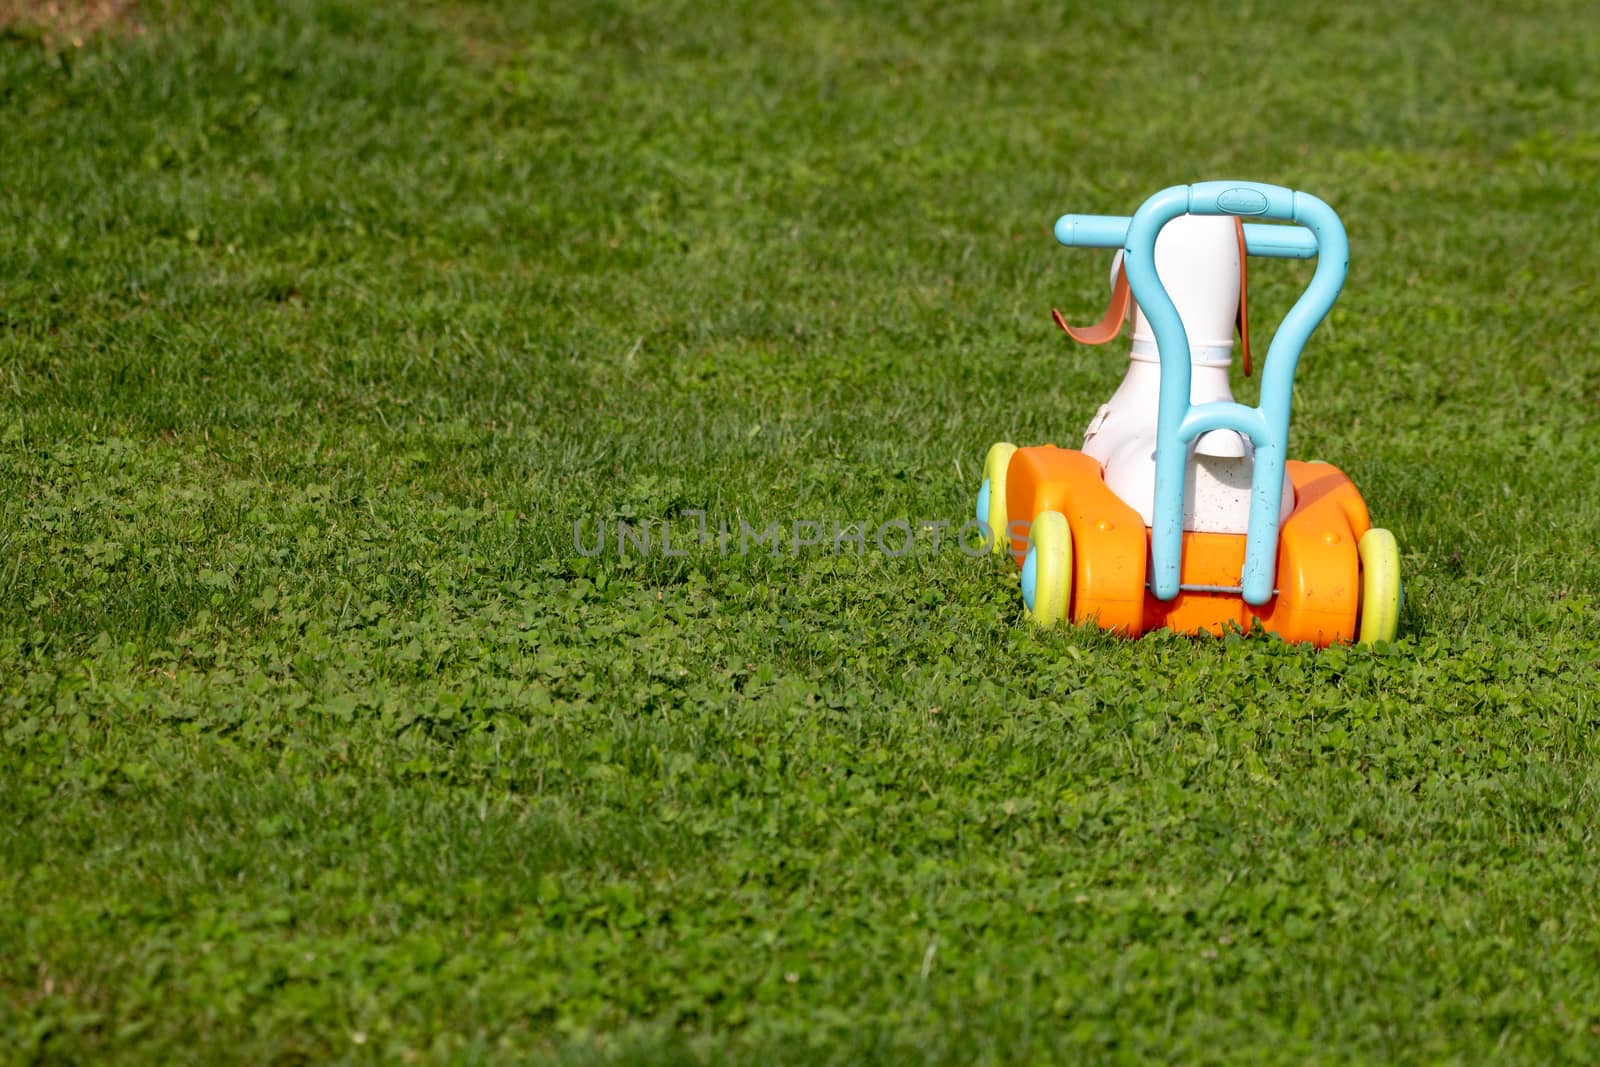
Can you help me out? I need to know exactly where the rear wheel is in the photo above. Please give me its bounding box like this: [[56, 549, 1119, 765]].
[[1357, 527, 1401, 643], [1021, 510, 1073, 626]]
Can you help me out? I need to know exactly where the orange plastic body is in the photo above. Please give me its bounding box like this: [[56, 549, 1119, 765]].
[[1004, 446, 1372, 646]]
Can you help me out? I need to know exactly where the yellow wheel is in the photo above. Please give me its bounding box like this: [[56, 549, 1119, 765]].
[[977, 442, 1018, 555], [1357, 527, 1401, 644], [1021, 510, 1073, 626]]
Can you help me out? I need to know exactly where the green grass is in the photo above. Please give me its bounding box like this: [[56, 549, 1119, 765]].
[[4, 0, 1600, 1061]]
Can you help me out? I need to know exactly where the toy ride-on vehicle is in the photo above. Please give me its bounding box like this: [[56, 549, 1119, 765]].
[[976, 181, 1400, 646]]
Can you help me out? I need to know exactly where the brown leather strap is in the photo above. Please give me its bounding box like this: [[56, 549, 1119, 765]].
[[1052, 260, 1131, 345], [1234, 217, 1252, 377]]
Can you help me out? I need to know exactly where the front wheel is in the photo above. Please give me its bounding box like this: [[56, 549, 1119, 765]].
[[1021, 510, 1073, 626], [1356, 527, 1401, 644], [977, 442, 1017, 555]]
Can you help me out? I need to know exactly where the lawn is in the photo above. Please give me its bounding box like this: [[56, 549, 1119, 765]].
[[3, 0, 1600, 1062]]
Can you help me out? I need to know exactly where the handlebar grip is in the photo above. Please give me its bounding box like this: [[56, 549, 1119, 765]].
[[1239, 226, 1318, 260], [1052, 214, 1132, 249], [1054, 213, 1318, 259]]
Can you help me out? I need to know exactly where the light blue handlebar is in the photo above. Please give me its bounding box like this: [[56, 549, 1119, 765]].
[[1118, 181, 1349, 606], [1054, 213, 1319, 259]]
